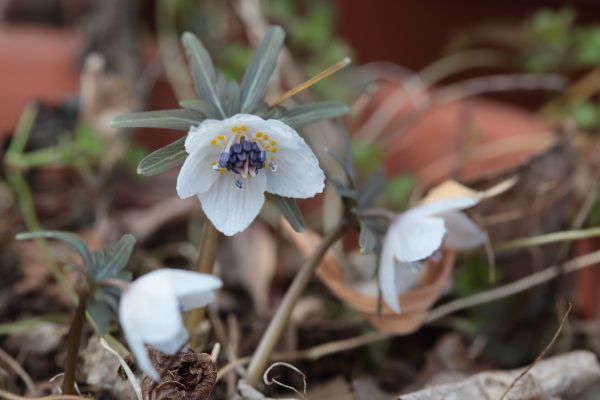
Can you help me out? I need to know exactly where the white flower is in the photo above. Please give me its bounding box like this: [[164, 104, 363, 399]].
[[177, 114, 325, 236], [379, 197, 484, 313], [118, 269, 222, 381]]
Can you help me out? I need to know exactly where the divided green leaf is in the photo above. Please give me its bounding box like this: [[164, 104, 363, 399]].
[[181, 32, 226, 118], [137, 137, 187, 176], [112, 109, 205, 131], [92, 234, 136, 281], [358, 221, 377, 254], [15, 231, 94, 269], [270, 194, 305, 232], [280, 101, 348, 130], [179, 99, 219, 117], [240, 26, 285, 113]]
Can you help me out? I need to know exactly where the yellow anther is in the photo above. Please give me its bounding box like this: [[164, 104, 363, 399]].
[[256, 132, 263, 138], [218, 135, 225, 141], [263, 134, 269, 140], [240, 126, 247, 132], [210, 139, 218, 146], [270, 140, 277, 146]]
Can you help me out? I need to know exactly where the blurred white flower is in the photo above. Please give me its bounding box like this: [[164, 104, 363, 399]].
[[379, 197, 484, 313], [118, 269, 222, 381], [176, 113, 325, 236]]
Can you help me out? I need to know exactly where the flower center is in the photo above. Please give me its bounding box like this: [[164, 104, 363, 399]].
[[210, 125, 278, 189]]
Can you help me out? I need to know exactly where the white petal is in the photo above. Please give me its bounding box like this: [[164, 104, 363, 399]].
[[150, 327, 189, 355], [390, 213, 446, 262], [198, 173, 267, 236], [119, 271, 188, 372], [176, 153, 219, 198], [185, 119, 222, 154], [440, 211, 485, 250], [412, 197, 478, 217], [227, 113, 270, 129], [262, 119, 325, 198], [122, 329, 160, 381], [379, 250, 401, 313], [379, 231, 401, 313], [394, 261, 424, 295], [165, 269, 223, 311]]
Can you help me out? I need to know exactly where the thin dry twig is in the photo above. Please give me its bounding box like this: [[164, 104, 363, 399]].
[[0, 347, 37, 396], [494, 227, 600, 253], [434, 73, 567, 105], [426, 250, 600, 322], [210, 343, 221, 363], [99, 339, 142, 400], [263, 362, 307, 399], [270, 57, 351, 107], [499, 303, 573, 400]]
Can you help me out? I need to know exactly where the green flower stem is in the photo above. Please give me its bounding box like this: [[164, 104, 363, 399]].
[[62, 292, 88, 395], [244, 222, 345, 387], [7, 172, 76, 302], [186, 219, 220, 347], [5, 105, 76, 302]]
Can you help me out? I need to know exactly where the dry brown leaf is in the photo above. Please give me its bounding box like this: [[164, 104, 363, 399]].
[[80, 53, 139, 138], [81, 337, 135, 399], [119, 196, 197, 242], [5, 323, 67, 356], [308, 376, 354, 400], [232, 222, 277, 317], [421, 177, 517, 206], [281, 219, 454, 334], [399, 350, 600, 400], [353, 377, 396, 400]]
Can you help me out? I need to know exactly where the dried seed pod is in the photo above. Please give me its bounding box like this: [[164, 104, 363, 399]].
[[140, 348, 217, 400]]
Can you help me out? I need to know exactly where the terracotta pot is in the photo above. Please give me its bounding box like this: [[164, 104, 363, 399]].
[[283, 221, 455, 334], [0, 26, 79, 141], [358, 82, 554, 187], [574, 238, 600, 319]]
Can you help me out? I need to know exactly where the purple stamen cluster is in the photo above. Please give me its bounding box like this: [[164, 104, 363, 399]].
[[218, 137, 267, 175]]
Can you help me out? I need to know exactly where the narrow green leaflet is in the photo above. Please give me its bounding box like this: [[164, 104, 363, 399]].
[[357, 168, 385, 209], [326, 147, 355, 188], [240, 26, 285, 112], [93, 234, 136, 280], [215, 73, 241, 117], [359, 221, 377, 254], [279, 101, 348, 130], [179, 99, 219, 117], [112, 109, 205, 131], [337, 120, 356, 185], [181, 32, 226, 118], [0, 314, 67, 336], [137, 137, 187, 176], [16, 231, 94, 268], [330, 177, 357, 200], [270, 194, 305, 232], [87, 297, 111, 335]]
